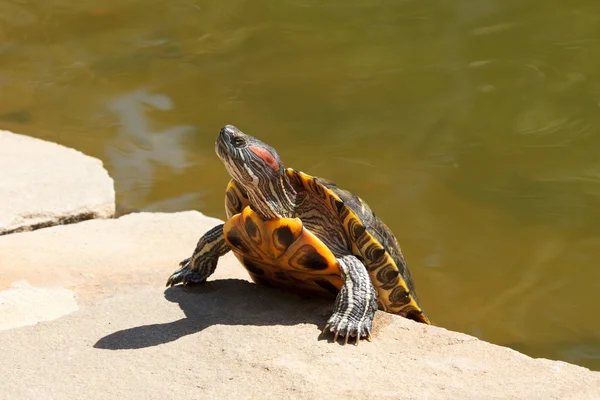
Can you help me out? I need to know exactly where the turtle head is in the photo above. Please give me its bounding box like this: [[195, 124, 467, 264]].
[[216, 125, 296, 219]]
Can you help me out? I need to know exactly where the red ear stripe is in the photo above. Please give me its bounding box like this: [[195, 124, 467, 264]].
[[249, 146, 279, 171]]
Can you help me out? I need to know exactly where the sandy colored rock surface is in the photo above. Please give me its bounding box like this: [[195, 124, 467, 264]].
[[0, 211, 226, 326], [0, 130, 115, 235], [0, 281, 77, 330], [0, 211, 599, 399]]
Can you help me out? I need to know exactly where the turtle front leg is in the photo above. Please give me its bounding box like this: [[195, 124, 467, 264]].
[[323, 255, 378, 345], [166, 224, 231, 286]]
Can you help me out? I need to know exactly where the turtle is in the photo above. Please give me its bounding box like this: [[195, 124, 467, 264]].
[[167, 125, 430, 344]]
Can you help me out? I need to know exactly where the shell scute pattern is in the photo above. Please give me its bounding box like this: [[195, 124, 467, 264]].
[[225, 180, 250, 219], [285, 169, 429, 323], [223, 205, 343, 295], [223, 168, 429, 323]]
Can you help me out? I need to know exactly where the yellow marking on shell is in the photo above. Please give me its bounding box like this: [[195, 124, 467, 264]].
[[223, 206, 342, 291], [226, 180, 236, 192], [349, 212, 430, 324], [288, 169, 320, 193], [225, 180, 251, 219], [286, 168, 430, 324]]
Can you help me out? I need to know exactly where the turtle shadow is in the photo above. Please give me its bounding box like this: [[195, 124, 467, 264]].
[[94, 279, 333, 350]]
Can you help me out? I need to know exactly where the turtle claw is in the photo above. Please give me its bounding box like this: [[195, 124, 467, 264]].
[[179, 257, 191, 267], [166, 258, 210, 287], [323, 316, 372, 345], [167, 224, 225, 287], [325, 255, 377, 345]]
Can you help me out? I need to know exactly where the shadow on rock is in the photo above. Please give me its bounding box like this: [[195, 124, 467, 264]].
[[94, 279, 332, 350]]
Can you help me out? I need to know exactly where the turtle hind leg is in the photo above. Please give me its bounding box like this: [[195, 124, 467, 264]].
[[323, 255, 378, 345], [166, 224, 230, 286]]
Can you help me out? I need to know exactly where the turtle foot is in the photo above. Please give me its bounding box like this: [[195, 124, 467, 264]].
[[323, 255, 377, 345], [166, 257, 210, 287], [322, 314, 373, 346]]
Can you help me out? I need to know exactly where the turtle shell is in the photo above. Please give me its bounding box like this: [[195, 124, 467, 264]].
[[223, 168, 430, 324], [223, 206, 343, 296]]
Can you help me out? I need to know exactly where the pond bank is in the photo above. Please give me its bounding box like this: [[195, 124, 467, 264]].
[[0, 131, 598, 399]]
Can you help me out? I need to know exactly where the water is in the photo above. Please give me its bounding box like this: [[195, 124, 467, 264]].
[[2, 0, 600, 370]]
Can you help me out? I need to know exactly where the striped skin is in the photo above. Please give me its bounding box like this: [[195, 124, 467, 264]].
[[223, 182, 379, 342], [224, 180, 342, 295], [216, 128, 296, 221], [166, 224, 230, 286], [290, 169, 430, 324], [324, 255, 378, 343], [168, 125, 429, 344], [225, 169, 430, 325]]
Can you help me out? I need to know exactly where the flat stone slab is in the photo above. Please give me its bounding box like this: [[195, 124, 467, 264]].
[[0, 280, 78, 330], [0, 130, 115, 235], [0, 211, 598, 399], [0, 211, 227, 327]]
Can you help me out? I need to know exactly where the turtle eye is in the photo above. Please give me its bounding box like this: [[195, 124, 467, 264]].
[[230, 136, 245, 148]]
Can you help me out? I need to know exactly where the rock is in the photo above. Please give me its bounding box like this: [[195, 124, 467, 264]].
[[0, 211, 599, 399], [0, 211, 225, 304], [0, 130, 115, 235], [0, 281, 78, 330]]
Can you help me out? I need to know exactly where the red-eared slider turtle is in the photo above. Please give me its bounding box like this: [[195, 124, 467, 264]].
[[167, 125, 430, 344]]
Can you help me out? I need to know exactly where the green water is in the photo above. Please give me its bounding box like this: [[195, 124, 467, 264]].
[[2, 0, 600, 370]]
